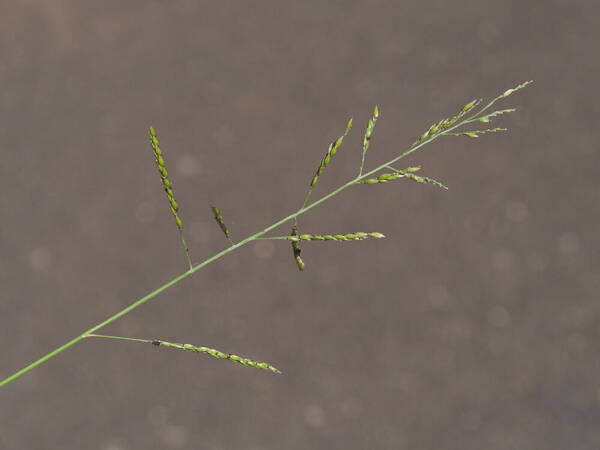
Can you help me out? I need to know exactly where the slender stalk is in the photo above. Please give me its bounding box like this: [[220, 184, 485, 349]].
[[178, 230, 193, 271], [85, 334, 152, 344], [0, 88, 522, 387]]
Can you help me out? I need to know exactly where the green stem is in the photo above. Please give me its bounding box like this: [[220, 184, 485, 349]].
[[178, 229, 193, 271], [0, 100, 496, 387], [86, 334, 152, 344]]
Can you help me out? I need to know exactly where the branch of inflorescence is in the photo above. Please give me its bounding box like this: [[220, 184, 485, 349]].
[[0, 82, 530, 387]]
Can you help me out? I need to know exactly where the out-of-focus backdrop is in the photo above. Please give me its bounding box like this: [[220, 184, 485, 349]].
[[1, 1, 598, 449]]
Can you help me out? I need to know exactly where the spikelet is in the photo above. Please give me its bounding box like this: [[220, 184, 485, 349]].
[[290, 226, 305, 271], [500, 80, 533, 98], [447, 128, 507, 138], [363, 105, 379, 153], [151, 340, 281, 374], [358, 105, 379, 174], [415, 99, 482, 144], [286, 232, 385, 242], [477, 109, 516, 123], [360, 166, 448, 189], [149, 127, 181, 225], [460, 81, 532, 128], [310, 118, 353, 188], [148, 127, 192, 269], [211, 206, 230, 239]]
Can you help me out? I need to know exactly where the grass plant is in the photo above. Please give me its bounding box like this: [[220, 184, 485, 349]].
[[0, 81, 531, 386]]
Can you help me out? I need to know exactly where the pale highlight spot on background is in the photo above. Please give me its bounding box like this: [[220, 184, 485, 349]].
[[506, 200, 529, 223], [161, 424, 187, 448], [460, 410, 482, 431], [463, 213, 483, 233], [485, 151, 507, 173], [203, 440, 224, 450], [435, 351, 455, 370], [101, 438, 127, 450], [355, 79, 377, 100], [29, 247, 51, 271], [551, 94, 575, 119], [487, 306, 511, 328], [253, 240, 275, 260], [304, 404, 326, 427], [318, 264, 340, 286], [426, 48, 449, 70], [492, 248, 514, 271], [443, 318, 473, 339], [566, 333, 586, 354], [275, 263, 292, 282], [213, 125, 234, 147], [558, 232, 579, 255], [395, 371, 421, 394], [596, 388, 600, 404], [526, 251, 548, 272], [174, 154, 201, 177], [135, 201, 156, 224], [427, 285, 451, 309], [98, 292, 119, 315], [478, 21, 500, 44], [227, 317, 248, 339], [147, 405, 168, 428], [571, 307, 588, 327], [189, 221, 211, 243], [253, 376, 273, 395], [339, 398, 362, 419]]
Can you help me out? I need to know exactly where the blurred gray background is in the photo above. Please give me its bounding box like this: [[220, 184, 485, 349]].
[[1, 1, 598, 449]]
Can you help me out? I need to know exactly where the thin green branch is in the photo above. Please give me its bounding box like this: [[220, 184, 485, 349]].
[[86, 334, 152, 344]]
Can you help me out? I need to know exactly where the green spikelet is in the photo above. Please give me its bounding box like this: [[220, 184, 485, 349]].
[[290, 226, 305, 271], [453, 81, 532, 130], [416, 99, 482, 143], [359, 105, 379, 175], [211, 206, 231, 239], [500, 80, 533, 98], [148, 127, 193, 269], [310, 118, 353, 188], [151, 339, 281, 374], [360, 166, 448, 189], [477, 109, 516, 123], [447, 127, 507, 138], [286, 232, 385, 242], [363, 105, 379, 152]]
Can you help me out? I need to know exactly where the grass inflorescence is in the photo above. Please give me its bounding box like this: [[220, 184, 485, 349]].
[[290, 225, 305, 271], [149, 127, 193, 270], [360, 165, 448, 189], [152, 340, 281, 374], [285, 232, 385, 242], [211, 205, 233, 245], [309, 118, 353, 190], [359, 105, 379, 175], [85, 334, 280, 373], [0, 81, 532, 387]]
